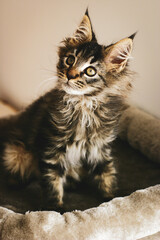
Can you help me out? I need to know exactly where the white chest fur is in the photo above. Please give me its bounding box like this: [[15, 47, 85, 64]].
[[62, 96, 114, 177], [65, 113, 113, 171], [65, 135, 112, 168]]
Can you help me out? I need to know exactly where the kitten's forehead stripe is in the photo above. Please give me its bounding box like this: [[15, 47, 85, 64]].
[[75, 48, 81, 56], [75, 42, 103, 61], [89, 56, 95, 63], [90, 56, 97, 64]]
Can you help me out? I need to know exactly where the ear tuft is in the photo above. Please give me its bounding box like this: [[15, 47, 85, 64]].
[[128, 32, 137, 40], [105, 38, 133, 74], [85, 8, 89, 16]]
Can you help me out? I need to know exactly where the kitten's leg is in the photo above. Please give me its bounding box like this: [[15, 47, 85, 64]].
[[40, 160, 65, 210], [92, 161, 117, 199]]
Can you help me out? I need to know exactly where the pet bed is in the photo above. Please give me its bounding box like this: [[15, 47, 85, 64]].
[[0, 101, 160, 240]]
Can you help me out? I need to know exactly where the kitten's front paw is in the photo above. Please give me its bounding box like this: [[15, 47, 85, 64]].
[[96, 174, 117, 202]]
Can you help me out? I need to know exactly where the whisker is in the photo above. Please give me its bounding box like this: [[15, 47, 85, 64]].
[[34, 76, 57, 98]]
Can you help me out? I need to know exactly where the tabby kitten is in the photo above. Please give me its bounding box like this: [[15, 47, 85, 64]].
[[0, 10, 135, 210]]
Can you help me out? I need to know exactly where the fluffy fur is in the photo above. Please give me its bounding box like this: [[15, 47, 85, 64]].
[[0, 10, 135, 211]]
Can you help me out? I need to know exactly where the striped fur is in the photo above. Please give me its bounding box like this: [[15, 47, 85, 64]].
[[0, 11, 135, 210]]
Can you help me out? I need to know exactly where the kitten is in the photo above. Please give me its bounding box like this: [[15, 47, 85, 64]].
[[0, 10, 135, 211]]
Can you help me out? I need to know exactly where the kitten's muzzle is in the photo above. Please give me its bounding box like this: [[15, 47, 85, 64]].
[[67, 68, 79, 80]]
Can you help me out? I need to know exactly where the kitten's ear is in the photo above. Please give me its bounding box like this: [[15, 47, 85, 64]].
[[68, 10, 94, 46], [105, 34, 136, 74]]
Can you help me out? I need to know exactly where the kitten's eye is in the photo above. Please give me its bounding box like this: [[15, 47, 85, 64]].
[[85, 67, 97, 77], [66, 55, 75, 65]]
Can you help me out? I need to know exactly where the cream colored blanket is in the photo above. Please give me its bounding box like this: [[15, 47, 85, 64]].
[[0, 185, 160, 240], [119, 106, 160, 163]]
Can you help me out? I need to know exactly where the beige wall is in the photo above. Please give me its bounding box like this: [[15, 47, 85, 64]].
[[0, 0, 160, 117]]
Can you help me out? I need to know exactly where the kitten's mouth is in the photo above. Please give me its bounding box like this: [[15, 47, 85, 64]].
[[68, 80, 85, 89], [62, 79, 89, 95], [65, 79, 85, 90]]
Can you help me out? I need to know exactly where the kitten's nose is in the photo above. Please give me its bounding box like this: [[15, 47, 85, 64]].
[[67, 68, 79, 80]]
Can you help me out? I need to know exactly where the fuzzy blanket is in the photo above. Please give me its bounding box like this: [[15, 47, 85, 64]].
[[119, 106, 160, 163], [0, 185, 160, 240], [0, 101, 160, 240]]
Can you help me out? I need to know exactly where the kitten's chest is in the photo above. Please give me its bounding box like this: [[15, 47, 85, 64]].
[[65, 108, 105, 166], [65, 124, 87, 166], [59, 98, 114, 166]]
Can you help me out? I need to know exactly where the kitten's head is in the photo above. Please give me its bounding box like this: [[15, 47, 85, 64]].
[[57, 10, 135, 96]]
